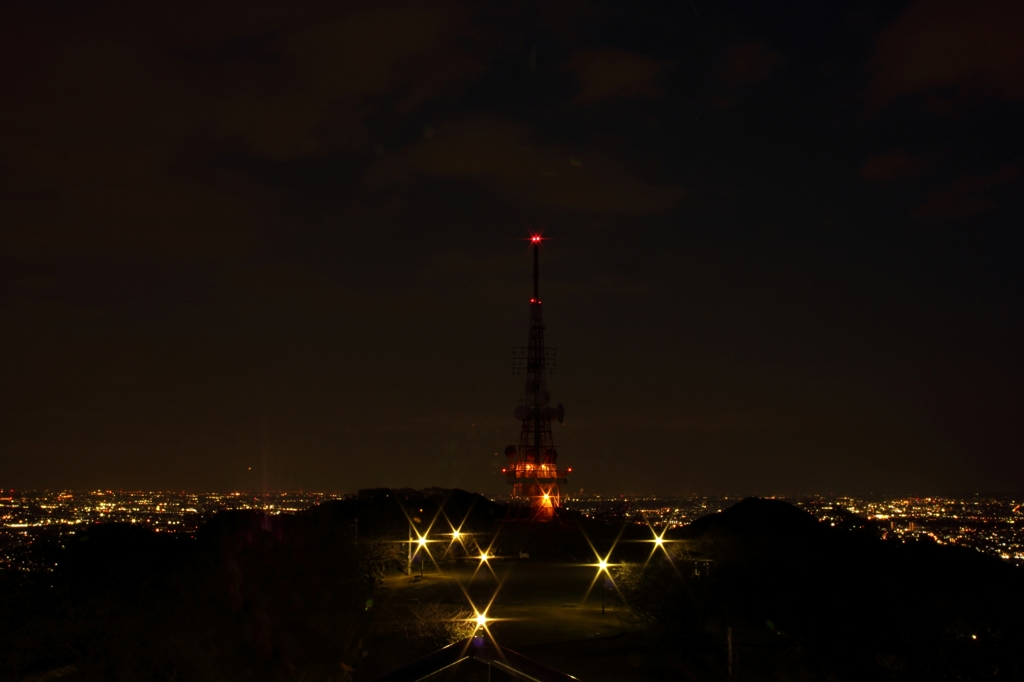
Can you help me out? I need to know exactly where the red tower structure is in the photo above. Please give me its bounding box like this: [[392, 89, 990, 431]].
[[504, 235, 569, 519]]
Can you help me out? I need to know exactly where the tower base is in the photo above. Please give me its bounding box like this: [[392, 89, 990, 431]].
[[511, 482, 560, 520]]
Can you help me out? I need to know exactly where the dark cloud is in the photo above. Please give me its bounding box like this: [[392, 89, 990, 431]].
[[0, 0, 489, 258], [715, 40, 782, 89], [869, 0, 1024, 108], [271, 4, 486, 116], [858, 151, 928, 183], [911, 163, 1022, 222], [567, 48, 664, 103], [394, 115, 684, 213]]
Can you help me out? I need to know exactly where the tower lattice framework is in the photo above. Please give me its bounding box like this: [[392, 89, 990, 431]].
[[504, 236, 568, 519]]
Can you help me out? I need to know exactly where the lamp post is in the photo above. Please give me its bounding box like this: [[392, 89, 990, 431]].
[[598, 559, 608, 615]]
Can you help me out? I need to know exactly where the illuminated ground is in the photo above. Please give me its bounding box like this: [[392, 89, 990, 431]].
[[381, 561, 686, 681]]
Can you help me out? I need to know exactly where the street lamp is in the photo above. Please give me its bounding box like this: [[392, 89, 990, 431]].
[[580, 528, 621, 618], [640, 523, 673, 570], [597, 559, 610, 615], [417, 536, 428, 577]]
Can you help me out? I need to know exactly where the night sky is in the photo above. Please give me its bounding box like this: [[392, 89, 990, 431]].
[[1, 0, 1021, 495]]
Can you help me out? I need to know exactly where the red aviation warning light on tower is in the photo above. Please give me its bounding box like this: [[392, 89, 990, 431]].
[[503, 233, 570, 519]]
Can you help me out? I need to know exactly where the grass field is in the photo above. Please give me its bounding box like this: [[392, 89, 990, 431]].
[[378, 560, 691, 681]]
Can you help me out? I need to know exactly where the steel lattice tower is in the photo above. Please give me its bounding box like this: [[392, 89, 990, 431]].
[[504, 235, 568, 519]]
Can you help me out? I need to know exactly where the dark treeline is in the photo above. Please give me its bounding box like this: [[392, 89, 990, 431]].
[[1, 489, 499, 682], [616, 499, 1024, 680], [1, 492, 1020, 681]]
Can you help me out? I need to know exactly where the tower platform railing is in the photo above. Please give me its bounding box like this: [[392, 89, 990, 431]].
[[503, 463, 570, 485]]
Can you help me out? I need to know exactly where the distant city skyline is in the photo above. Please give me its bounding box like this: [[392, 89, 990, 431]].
[[4, 489, 1021, 570]]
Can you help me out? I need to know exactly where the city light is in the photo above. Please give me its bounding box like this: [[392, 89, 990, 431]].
[[2, 492, 1021, 579]]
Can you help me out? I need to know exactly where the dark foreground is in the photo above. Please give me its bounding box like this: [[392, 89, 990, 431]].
[[1, 491, 1021, 681]]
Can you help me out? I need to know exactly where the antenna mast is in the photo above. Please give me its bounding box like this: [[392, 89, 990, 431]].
[[504, 235, 568, 519]]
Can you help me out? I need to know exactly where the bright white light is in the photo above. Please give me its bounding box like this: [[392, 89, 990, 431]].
[[417, 536, 427, 547], [475, 613, 488, 627], [480, 553, 489, 561], [598, 559, 608, 571], [452, 530, 461, 539], [654, 536, 664, 546]]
